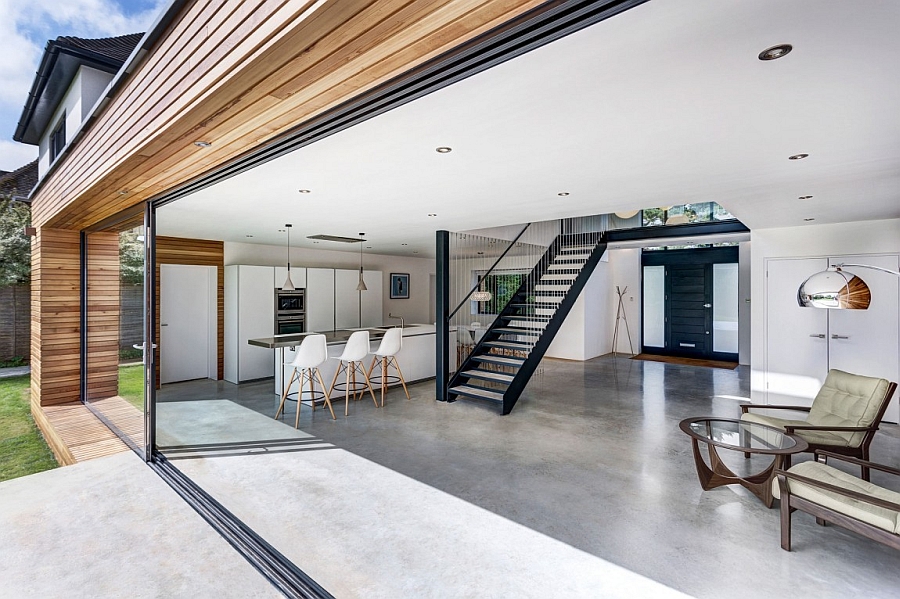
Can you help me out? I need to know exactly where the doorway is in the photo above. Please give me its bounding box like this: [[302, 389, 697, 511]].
[[160, 264, 218, 384], [641, 246, 739, 361]]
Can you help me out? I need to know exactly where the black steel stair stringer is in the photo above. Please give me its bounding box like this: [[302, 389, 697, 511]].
[[500, 240, 607, 414]]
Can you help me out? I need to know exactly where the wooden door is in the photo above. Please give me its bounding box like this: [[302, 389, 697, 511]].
[[666, 264, 711, 357]]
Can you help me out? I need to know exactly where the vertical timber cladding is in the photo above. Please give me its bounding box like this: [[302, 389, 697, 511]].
[[155, 236, 225, 384], [85, 232, 121, 400], [31, 229, 81, 407]]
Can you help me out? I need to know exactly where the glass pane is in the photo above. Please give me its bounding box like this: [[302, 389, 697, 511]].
[[712, 263, 738, 354], [85, 224, 145, 451], [642, 265, 665, 348]]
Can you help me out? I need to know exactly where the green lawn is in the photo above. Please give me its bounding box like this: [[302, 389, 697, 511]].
[[0, 375, 58, 483], [118, 364, 145, 410]]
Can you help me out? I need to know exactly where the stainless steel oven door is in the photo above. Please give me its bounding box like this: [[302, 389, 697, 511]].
[[276, 290, 305, 313]]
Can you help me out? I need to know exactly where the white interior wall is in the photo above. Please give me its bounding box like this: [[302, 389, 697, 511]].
[[609, 249, 641, 355], [750, 219, 900, 402], [225, 241, 434, 324]]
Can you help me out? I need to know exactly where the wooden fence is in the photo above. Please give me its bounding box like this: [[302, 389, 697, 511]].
[[0, 284, 144, 363], [0, 285, 30, 361]]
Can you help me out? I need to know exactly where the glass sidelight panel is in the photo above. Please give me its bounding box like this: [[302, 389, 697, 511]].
[[642, 265, 665, 348], [712, 263, 738, 354], [84, 223, 146, 452]]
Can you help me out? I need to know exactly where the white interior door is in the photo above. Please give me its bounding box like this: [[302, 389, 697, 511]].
[[828, 255, 900, 422], [160, 264, 213, 384], [765, 258, 829, 405]]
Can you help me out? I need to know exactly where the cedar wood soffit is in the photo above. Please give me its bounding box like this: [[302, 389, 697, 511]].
[[29, 0, 550, 231]]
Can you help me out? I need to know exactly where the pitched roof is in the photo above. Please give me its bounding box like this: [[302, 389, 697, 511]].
[[0, 160, 39, 201], [54, 33, 145, 63], [14, 33, 144, 144]]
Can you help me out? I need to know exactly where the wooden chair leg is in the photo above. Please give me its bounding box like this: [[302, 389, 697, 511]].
[[815, 517, 827, 527], [315, 368, 336, 420], [276, 369, 296, 420], [358, 361, 378, 406], [295, 369, 307, 428], [392, 357, 410, 400], [780, 493, 792, 551], [328, 363, 342, 397]]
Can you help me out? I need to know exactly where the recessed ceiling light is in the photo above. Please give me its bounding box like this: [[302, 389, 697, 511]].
[[118, 189, 128, 195], [413, 251, 419, 254], [245, 235, 253, 238], [435, 147, 452, 153], [804, 218, 816, 221], [313, 241, 319, 244], [798, 195, 813, 200], [298, 189, 311, 193], [758, 44, 793, 61], [401, 243, 408, 246], [427, 213, 438, 217], [278, 229, 286, 233], [788, 153, 809, 160], [193, 141, 212, 148], [558, 192, 570, 196], [366, 246, 372, 249]]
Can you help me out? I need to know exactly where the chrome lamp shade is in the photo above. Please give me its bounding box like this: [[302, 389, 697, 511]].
[[798, 267, 871, 310]]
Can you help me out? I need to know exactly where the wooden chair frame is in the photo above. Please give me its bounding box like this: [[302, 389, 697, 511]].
[[776, 450, 900, 552], [329, 359, 377, 416], [742, 381, 897, 481], [366, 355, 410, 407], [276, 366, 336, 426]]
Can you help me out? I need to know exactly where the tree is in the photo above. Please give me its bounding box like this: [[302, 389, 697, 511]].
[[0, 198, 31, 287], [119, 229, 144, 285]]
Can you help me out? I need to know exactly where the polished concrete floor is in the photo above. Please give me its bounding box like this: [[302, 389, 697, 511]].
[[157, 356, 900, 598]]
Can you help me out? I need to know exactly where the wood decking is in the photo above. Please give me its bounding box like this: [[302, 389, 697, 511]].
[[32, 396, 142, 465]]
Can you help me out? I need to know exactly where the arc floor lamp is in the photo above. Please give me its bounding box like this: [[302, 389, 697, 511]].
[[798, 263, 900, 310]]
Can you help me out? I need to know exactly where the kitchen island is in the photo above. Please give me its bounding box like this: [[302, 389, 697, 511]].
[[248, 324, 456, 398]]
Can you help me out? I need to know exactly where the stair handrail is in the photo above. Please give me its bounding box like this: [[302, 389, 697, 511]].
[[449, 222, 532, 319]]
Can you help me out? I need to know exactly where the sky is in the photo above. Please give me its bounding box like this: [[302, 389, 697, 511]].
[[0, 0, 165, 172]]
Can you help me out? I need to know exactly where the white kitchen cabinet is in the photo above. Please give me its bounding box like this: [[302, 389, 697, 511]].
[[274, 266, 306, 290], [224, 265, 275, 383], [765, 254, 899, 422], [361, 271, 383, 327], [306, 268, 335, 332], [334, 268, 361, 329]]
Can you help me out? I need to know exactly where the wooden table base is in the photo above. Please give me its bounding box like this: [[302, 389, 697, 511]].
[[690, 438, 788, 508]]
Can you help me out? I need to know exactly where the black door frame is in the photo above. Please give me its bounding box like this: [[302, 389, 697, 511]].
[[641, 246, 739, 362]]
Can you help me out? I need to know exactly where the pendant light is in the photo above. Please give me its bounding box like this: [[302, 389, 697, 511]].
[[356, 232, 367, 291], [471, 251, 493, 302], [282, 224, 295, 290]]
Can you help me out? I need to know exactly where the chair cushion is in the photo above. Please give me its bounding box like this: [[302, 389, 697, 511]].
[[774, 461, 900, 534], [740, 412, 854, 448], [807, 370, 891, 447]]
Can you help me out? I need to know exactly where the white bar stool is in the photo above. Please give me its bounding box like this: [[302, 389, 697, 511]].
[[328, 330, 377, 416], [366, 327, 410, 407], [275, 334, 335, 426]]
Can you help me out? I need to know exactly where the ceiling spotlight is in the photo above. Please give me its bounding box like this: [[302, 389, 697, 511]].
[[789, 154, 809, 160], [413, 251, 419, 254], [298, 189, 311, 194], [804, 218, 816, 221], [799, 195, 813, 200], [193, 141, 212, 148], [435, 147, 452, 153], [118, 189, 129, 195], [401, 243, 408, 246], [557, 192, 570, 196], [758, 44, 793, 61], [427, 213, 438, 217], [245, 235, 254, 238]]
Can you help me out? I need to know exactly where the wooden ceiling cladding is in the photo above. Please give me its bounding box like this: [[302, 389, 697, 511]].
[[31, 0, 545, 231]]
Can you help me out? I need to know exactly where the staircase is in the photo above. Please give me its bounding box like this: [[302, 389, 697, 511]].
[[448, 233, 607, 414]]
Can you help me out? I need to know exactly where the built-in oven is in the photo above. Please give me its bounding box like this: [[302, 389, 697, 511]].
[[276, 289, 305, 313], [275, 289, 306, 335], [276, 313, 306, 335]]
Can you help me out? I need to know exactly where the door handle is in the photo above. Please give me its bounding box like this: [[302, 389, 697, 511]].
[[161, 323, 169, 327], [703, 303, 711, 308], [831, 334, 850, 340], [809, 334, 826, 338]]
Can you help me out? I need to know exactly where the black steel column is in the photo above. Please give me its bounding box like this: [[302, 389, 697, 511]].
[[435, 230, 450, 402], [144, 202, 157, 461]]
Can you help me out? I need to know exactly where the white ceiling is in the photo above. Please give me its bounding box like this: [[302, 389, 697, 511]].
[[158, 0, 900, 258]]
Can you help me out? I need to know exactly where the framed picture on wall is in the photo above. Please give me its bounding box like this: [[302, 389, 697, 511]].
[[390, 273, 410, 299]]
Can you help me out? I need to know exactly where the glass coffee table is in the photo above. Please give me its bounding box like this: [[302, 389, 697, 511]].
[[679, 417, 809, 508]]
